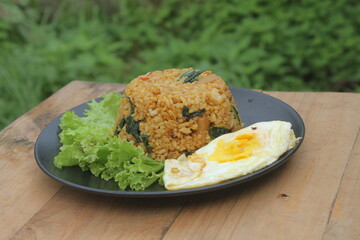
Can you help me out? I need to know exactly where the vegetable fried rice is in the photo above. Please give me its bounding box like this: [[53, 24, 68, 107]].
[[114, 68, 243, 160]]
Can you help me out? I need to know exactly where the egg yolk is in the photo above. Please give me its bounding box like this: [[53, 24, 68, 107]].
[[208, 133, 259, 163]]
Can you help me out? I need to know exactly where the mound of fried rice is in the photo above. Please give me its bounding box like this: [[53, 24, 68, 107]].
[[114, 68, 243, 160]]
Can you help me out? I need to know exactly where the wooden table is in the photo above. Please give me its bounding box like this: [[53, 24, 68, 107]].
[[1, 81, 359, 240]]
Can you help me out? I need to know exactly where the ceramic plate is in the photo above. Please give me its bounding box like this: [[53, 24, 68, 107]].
[[34, 87, 305, 197]]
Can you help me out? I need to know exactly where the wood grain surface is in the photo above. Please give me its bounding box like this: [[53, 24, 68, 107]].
[[0, 81, 359, 240]]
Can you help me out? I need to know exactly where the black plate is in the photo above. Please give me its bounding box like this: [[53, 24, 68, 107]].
[[34, 87, 305, 197]]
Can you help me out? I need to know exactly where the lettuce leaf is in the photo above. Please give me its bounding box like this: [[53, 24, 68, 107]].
[[54, 92, 164, 190]]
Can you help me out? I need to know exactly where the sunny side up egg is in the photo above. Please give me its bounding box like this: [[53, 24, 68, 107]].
[[163, 121, 300, 190]]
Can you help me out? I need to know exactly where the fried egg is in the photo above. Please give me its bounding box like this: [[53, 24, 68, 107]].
[[164, 121, 300, 190]]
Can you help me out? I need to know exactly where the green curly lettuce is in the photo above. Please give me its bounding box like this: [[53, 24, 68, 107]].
[[54, 92, 164, 191]]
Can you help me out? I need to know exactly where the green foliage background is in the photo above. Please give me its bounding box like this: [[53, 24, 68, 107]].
[[1, 0, 360, 130]]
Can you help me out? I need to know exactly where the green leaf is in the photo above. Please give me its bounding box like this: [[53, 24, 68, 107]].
[[54, 92, 164, 191]]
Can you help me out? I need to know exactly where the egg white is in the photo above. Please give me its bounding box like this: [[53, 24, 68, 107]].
[[164, 121, 299, 190]]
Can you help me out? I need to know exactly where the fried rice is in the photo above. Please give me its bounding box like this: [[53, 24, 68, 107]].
[[114, 68, 243, 160]]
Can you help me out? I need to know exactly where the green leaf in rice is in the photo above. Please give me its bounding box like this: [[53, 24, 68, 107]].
[[231, 105, 242, 123], [124, 115, 141, 143], [210, 126, 232, 139], [182, 106, 205, 119], [178, 69, 204, 83]]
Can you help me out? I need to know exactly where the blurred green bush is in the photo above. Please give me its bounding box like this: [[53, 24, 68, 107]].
[[0, 0, 359, 129]]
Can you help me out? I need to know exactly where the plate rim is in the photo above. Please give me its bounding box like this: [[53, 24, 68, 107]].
[[34, 87, 305, 197]]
